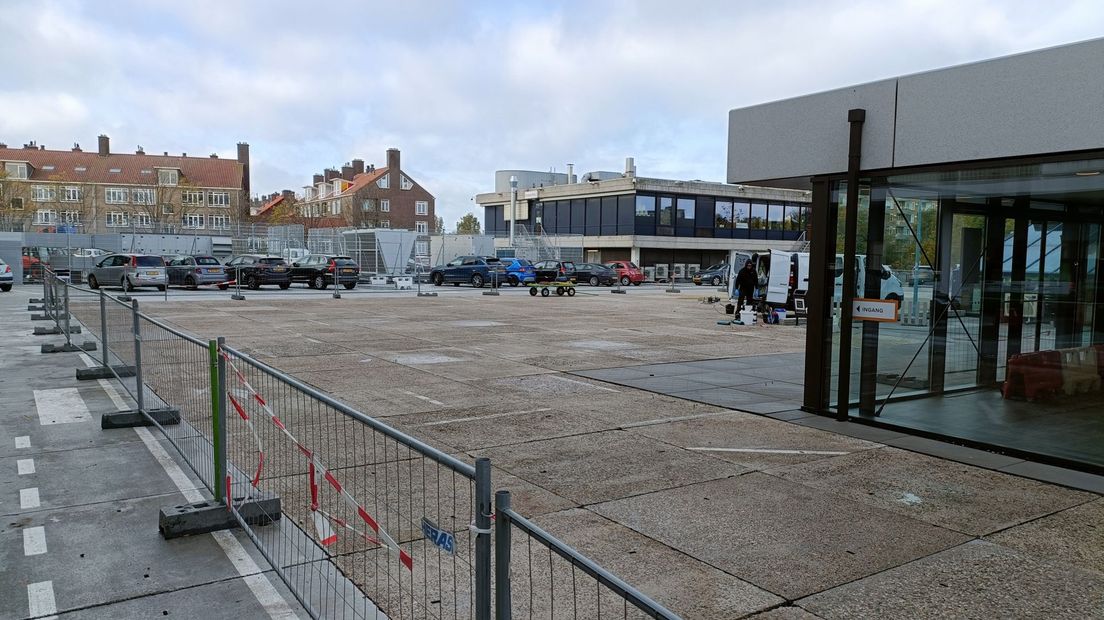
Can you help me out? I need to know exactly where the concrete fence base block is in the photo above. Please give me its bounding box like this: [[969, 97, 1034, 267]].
[[159, 494, 281, 539], [31, 314, 54, 321], [76, 365, 136, 381], [29, 298, 43, 303], [101, 407, 180, 429], [41, 342, 97, 354], [33, 325, 81, 336], [481, 290, 500, 296], [27, 305, 45, 312], [230, 294, 246, 301], [611, 289, 627, 294], [417, 292, 439, 297]]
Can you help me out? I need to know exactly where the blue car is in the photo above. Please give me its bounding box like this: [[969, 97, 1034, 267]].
[[502, 258, 536, 286]]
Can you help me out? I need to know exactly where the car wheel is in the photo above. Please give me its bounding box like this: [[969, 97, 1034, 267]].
[[218, 283, 229, 290], [343, 282, 356, 290], [432, 273, 444, 286], [87, 275, 99, 289], [245, 275, 259, 290], [184, 276, 197, 289], [540, 287, 550, 297], [122, 276, 133, 292], [711, 276, 721, 286], [312, 274, 327, 290], [620, 276, 630, 286], [471, 273, 484, 288], [157, 285, 166, 292], [509, 275, 519, 287], [529, 286, 538, 296], [0, 284, 11, 292], [589, 276, 599, 287], [278, 282, 290, 290]]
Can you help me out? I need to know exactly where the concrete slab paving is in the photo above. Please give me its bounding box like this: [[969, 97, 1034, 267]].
[[592, 473, 970, 600], [768, 446, 1096, 536], [474, 430, 747, 505], [748, 606, 826, 619], [798, 540, 1104, 619], [986, 498, 1104, 575], [388, 405, 612, 451]]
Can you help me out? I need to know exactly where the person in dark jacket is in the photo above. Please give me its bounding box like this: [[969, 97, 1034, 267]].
[[735, 260, 757, 311]]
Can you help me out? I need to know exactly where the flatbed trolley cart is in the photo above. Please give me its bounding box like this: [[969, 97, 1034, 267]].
[[527, 281, 576, 297]]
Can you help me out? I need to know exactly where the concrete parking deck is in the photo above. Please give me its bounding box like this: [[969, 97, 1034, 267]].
[[124, 284, 1104, 619], [0, 287, 306, 619]]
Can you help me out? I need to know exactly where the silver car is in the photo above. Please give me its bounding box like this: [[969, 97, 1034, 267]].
[[88, 254, 167, 291], [164, 255, 229, 289], [0, 258, 12, 292]]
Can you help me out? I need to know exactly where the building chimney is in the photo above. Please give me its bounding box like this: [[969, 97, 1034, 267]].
[[72, 143, 81, 152], [566, 163, 575, 184], [163, 151, 168, 156], [351, 159, 365, 176], [136, 146, 145, 155], [312, 173, 324, 185], [0, 143, 7, 149], [97, 135, 109, 156], [24, 141, 36, 149], [341, 164, 354, 181], [182, 152, 187, 157], [324, 168, 338, 182], [39, 145, 45, 150], [210, 153, 218, 158], [236, 142, 250, 195], [624, 156, 636, 178], [386, 148, 400, 173], [281, 189, 295, 199]]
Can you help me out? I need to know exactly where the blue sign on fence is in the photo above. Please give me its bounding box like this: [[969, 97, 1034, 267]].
[[421, 517, 455, 554]]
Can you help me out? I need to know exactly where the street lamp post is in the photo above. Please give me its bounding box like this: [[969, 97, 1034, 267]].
[[509, 175, 518, 249]]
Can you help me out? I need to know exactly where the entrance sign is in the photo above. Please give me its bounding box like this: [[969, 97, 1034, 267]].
[[852, 298, 899, 322]]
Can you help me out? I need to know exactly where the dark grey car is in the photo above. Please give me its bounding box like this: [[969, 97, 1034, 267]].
[[165, 255, 229, 288]]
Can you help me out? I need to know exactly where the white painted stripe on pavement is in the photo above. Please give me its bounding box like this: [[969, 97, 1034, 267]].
[[27, 581, 57, 617], [133, 426, 298, 619], [20, 487, 41, 509], [688, 447, 850, 455], [17, 458, 36, 475], [23, 526, 47, 556], [551, 375, 619, 392], [78, 352, 133, 411], [416, 407, 553, 427], [620, 410, 733, 429], [15, 436, 31, 449], [399, 389, 445, 406], [33, 388, 92, 425]]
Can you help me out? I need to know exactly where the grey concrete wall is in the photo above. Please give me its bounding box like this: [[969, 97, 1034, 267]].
[[728, 37, 1104, 185]]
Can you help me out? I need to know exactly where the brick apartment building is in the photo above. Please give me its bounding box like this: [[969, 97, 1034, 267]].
[[0, 135, 249, 235], [278, 148, 436, 236]]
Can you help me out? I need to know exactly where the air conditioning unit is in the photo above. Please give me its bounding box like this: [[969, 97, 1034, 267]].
[[672, 264, 687, 280], [643, 266, 656, 282], [655, 264, 669, 282]]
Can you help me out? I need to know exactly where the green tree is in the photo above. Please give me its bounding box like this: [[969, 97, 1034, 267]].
[[434, 215, 445, 234], [455, 212, 481, 234]]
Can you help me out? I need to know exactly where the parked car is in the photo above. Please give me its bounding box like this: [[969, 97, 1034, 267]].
[[223, 255, 292, 290], [87, 254, 167, 291], [72, 248, 109, 258], [0, 258, 12, 292], [574, 262, 617, 286], [604, 261, 644, 286], [502, 258, 536, 286], [904, 265, 936, 286], [532, 260, 577, 283], [164, 255, 229, 289], [694, 262, 730, 286], [429, 256, 507, 288], [289, 255, 360, 290]]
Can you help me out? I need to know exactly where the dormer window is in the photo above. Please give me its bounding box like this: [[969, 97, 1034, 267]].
[[4, 162, 28, 179], [377, 173, 390, 189], [400, 174, 413, 190], [157, 168, 179, 186], [109, 168, 121, 173], [74, 166, 87, 172], [42, 165, 55, 171]]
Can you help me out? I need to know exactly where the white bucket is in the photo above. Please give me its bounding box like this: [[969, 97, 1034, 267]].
[[739, 310, 756, 325]]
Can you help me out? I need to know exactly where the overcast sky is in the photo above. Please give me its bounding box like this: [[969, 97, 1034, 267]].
[[1, 0, 1100, 228]]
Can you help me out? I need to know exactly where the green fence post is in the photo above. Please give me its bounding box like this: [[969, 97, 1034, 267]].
[[210, 338, 226, 503]]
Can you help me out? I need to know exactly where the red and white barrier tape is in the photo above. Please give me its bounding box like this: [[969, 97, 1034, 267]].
[[221, 349, 413, 571]]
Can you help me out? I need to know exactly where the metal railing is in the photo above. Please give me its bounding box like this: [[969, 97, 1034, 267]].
[[42, 268, 683, 620]]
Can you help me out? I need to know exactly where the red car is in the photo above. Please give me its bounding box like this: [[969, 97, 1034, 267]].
[[604, 261, 644, 286]]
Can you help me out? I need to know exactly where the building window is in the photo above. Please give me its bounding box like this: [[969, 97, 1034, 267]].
[[361, 199, 374, 212], [9, 197, 24, 210], [132, 188, 155, 205], [209, 214, 231, 230], [107, 212, 128, 228], [181, 213, 205, 229], [715, 200, 733, 229], [415, 221, 428, 234], [415, 200, 428, 215], [330, 201, 341, 215], [157, 169, 179, 186], [74, 166, 87, 173], [34, 209, 58, 225], [400, 174, 413, 190], [4, 162, 28, 179], [109, 168, 122, 173], [208, 191, 230, 207], [380, 199, 390, 212], [377, 174, 390, 189], [105, 187, 129, 204], [182, 190, 204, 206], [750, 202, 767, 230], [733, 201, 750, 229], [784, 204, 801, 231], [63, 186, 82, 202], [161, 204, 174, 215], [415, 240, 428, 255], [61, 211, 81, 225], [32, 186, 56, 202], [134, 213, 153, 229], [380, 220, 390, 228]]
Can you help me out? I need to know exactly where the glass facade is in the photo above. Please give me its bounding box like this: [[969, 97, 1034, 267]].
[[820, 155, 1104, 470]]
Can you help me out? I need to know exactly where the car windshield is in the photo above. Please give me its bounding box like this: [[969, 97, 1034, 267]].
[[135, 256, 164, 267], [259, 257, 285, 265], [513, 259, 532, 266], [485, 257, 501, 263], [196, 257, 220, 265]]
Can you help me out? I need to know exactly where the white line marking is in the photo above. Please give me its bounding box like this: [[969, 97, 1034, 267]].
[[688, 447, 850, 456], [399, 389, 445, 406], [304, 337, 322, 344], [23, 526, 47, 556], [416, 407, 553, 427], [27, 581, 56, 617], [21, 487, 41, 509], [552, 375, 619, 392], [18, 458, 36, 475], [133, 426, 297, 619], [620, 410, 733, 429], [79, 353, 133, 410], [33, 388, 92, 425], [15, 436, 31, 449]]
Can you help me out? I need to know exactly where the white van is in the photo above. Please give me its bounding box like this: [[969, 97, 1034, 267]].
[[833, 255, 904, 301]]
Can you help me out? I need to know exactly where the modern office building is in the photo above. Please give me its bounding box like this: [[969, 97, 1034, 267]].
[[475, 160, 811, 271], [727, 38, 1104, 472]]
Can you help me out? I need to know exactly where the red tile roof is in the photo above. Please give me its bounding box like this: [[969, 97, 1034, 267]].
[[337, 167, 388, 197], [255, 194, 285, 216], [0, 146, 244, 189]]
